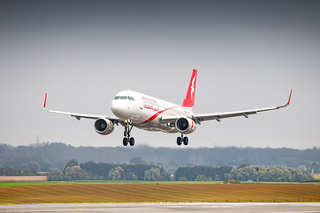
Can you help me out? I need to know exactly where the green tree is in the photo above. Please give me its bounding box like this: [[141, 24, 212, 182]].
[[225, 166, 314, 182], [64, 166, 86, 181], [3, 166, 21, 176], [47, 168, 63, 181], [22, 169, 33, 176], [144, 167, 160, 181], [14, 155, 31, 169], [238, 163, 250, 168], [159, 169, 171, 181], [175, 165, 232, 181], [178, 177, 188, 181], [0, 167, 4, 176], [108, 166, 124, 180], [123, 172, 138, 180], [30, 168, 38, 175], [40, 161, 53, 172], [20, 162, 39, 171], [64, 159, 79, 173], [94, 175, 105, 180], [226, 166, 258, 181], [195, 174, 207, 181]]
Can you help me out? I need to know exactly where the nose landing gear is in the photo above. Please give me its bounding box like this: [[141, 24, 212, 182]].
[[177, 133, 189, 146], [123, 120, 135, 146]]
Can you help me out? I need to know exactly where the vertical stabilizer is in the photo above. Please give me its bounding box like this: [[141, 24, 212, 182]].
[[182, 69, 197, 111]]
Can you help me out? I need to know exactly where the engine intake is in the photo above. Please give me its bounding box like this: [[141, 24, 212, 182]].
[[94, 118, 114, 135], [175, 117, 196, 134]]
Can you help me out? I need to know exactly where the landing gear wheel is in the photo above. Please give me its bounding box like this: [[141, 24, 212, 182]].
[[183, 137, 189, 146], [123, 138, 128, 146], [177, 137, 182, 146], [123, 120, 133, 145], [129, 137, 135, 146]]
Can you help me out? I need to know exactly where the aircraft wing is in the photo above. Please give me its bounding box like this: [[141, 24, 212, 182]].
[[162, 90, 292, 124], [43, 93, 123, 123]]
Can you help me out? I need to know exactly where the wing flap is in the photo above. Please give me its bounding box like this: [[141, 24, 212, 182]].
[[194, 111, 257, 123]]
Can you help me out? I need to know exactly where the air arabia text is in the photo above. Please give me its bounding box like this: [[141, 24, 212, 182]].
[[142, 96, 158, 104], [144, 104, 159, 112]]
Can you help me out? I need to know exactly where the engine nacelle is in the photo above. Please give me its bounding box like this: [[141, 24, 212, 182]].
[[94, 118, 114, 135], [175, 117, 196, 134]]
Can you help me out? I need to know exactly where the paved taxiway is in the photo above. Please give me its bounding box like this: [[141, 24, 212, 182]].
[[0, 203, 320, 213]]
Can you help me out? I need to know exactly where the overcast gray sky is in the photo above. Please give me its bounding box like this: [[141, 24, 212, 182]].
[[0, 0, 319, 149]]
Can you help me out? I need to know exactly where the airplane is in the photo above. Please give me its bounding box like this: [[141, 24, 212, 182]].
[[43, 69, 292, 147]]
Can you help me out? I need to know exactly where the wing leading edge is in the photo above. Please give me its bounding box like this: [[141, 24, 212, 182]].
[[43, 93, 122, 123], [161, 90, 292, 124]]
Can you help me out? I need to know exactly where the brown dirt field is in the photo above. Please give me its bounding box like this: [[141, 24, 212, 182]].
[[0, 184, 320, 204], [0, 176, 47, 182]]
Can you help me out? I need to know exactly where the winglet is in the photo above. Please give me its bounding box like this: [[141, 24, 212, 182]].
[[279, 89, 292, 109], [43, 93, 47, 109], [287, 89, 293, 105]]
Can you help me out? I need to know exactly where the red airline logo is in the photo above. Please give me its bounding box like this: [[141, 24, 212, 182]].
[[182, 69, 197, 108]]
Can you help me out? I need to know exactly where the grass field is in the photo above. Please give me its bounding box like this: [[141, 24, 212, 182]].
[[0, 183, 319, 204], [2, 180, 319, 188], [0, 180, 223, 187], [2, 180, 318, 187]]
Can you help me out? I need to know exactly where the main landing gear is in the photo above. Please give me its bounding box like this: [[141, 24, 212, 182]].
[[123, 120, 135, 146], [177, 133, 189, 146]]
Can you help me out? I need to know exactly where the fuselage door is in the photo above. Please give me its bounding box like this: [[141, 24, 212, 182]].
[[139, 97, 144, 109]]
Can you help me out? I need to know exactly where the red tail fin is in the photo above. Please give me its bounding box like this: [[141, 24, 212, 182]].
[[182, 69, 197, 110]]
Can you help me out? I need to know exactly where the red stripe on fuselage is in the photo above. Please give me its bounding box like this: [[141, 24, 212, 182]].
[[138, 106, 180, 125]]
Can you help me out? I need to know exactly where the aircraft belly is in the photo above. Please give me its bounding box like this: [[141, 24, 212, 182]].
[[135, 123, 178, 133], [134, 112, 178, 133]]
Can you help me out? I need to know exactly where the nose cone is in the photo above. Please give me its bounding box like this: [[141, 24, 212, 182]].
[[112, 99, 134, 120], [111, 99, 124, 118]]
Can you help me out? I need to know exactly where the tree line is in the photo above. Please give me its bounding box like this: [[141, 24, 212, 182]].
[[225, 164, 314, 182], [47, 158, 172, 181], [0, 166, 40, 176], [174, 165, 232, 181], [1, 142, 320, 173], [46, 159, 314, 182]]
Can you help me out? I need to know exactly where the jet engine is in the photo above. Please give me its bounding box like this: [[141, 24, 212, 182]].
[[94, 118, 114, 135], [175, 117, 196, 134]]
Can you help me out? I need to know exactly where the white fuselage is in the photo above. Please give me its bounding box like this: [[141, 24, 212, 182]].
[[111, 90, 193, 133]]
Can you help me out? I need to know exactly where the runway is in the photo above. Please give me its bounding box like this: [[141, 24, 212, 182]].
[[0, 203, 320, 213]]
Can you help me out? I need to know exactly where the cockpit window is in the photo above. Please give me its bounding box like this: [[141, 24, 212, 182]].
[[115, 96, 134, 101]]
